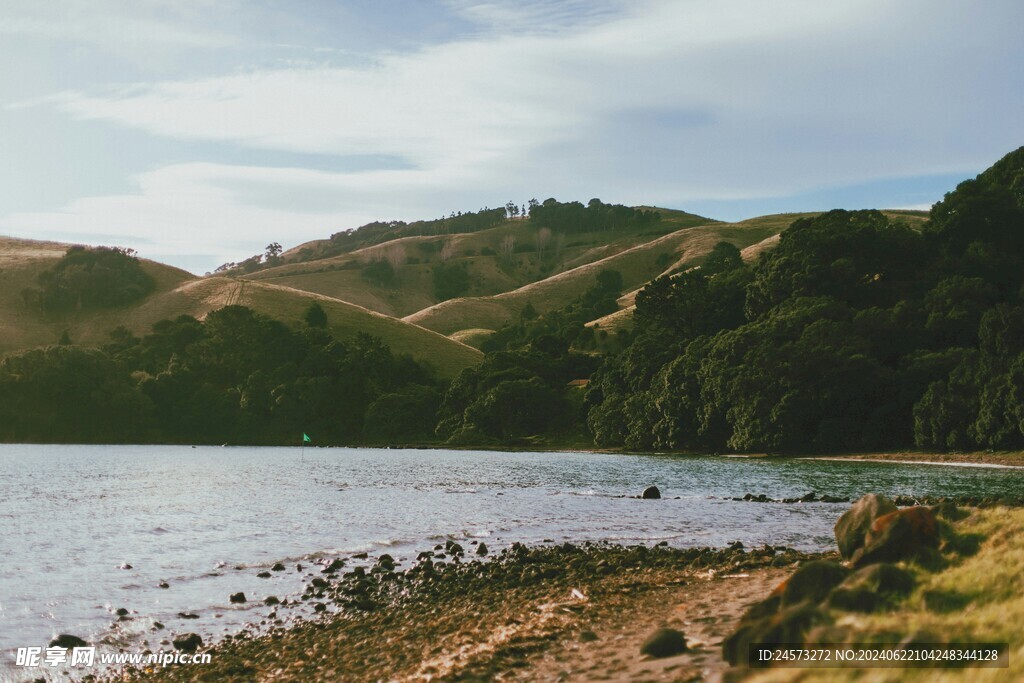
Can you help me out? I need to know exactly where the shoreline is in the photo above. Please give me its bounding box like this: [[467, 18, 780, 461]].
[[4, 441, 1022, 470], [114, 502, 1024, 683], [789, 449, 1024, 468], [109, 542, 828, 682], [807, 455, 1024, 470], [377, 446, 1024, 469]]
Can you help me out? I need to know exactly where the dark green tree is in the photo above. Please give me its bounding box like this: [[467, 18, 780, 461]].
[[433, 263, 470, 301], [26, 246, 155, 312], [304, 301, 328, 328]]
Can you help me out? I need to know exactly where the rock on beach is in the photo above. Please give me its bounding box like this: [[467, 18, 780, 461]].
[[834, 493, 897, 559], [640, 627, 687, 658], [172, 633, 203, 653]]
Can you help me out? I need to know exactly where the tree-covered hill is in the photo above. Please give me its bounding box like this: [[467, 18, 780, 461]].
[[1, 146, 1019, 452], [584, 146, 1024, 453]]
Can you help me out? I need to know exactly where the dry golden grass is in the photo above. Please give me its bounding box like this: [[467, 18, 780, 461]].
[[749, 506, 1024, 683], [0, 237, 193, 354], [742, 233, 782, 262], [0, 237, 481, 378], [405, 216, 784, 335], [586, 305, 636, 333], [245, 215, 710, 320], [448, 327, 496, 349]]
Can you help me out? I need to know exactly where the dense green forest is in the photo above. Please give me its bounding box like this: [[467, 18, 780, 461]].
[[585, 147, 1024, 453], [2, 147, 1023, 451], [0, 306, 442, 444]]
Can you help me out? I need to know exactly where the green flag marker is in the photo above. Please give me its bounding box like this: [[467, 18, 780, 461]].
[[303, 433, 311, 443]]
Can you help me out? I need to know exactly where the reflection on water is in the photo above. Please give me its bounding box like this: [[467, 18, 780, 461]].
[[1, 444, 1022, 670]]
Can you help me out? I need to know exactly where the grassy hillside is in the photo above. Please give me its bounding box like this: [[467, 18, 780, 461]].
[[403, 215, 787, 336], [0, 237, 194, 353], [160, 279, 482, 379], [243, 209, 712, 319], [0, 238, 481, 379]]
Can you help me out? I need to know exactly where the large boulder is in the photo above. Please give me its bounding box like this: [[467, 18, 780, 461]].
[[851, 506, 939, 567], [723, 561, 846, 665], [642, 486, 661, 499], [930, 500, 968, 521], [834, 494, 897, 559]]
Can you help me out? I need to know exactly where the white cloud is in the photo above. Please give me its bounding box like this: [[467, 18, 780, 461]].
[[0, 163, 409, 269], [50, 0, 1021, 188], [0, 0, 238, 51], [4, 0, 1023, 271], [442, 0, 631, 33]]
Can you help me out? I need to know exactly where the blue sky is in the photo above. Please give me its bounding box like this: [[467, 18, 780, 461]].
[[1, 0, 1022, 274]]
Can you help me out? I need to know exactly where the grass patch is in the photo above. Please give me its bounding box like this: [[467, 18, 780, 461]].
[[749, 506, 1024, 682]]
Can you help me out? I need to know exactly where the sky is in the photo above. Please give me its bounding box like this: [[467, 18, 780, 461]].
[[1, 1, 1022, 275]]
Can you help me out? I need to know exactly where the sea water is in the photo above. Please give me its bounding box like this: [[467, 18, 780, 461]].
[[1, 444, 1022, 677]]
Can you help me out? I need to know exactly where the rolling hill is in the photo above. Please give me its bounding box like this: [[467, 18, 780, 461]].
[[0, 207, 928, 370], [0, 237, 193, 354], [242, 208, 712, 318], [0, 237, 481, 379], [401, 214, 794, 337]]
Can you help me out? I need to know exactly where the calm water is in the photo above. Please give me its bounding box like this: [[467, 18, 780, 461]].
[[2, 445, 1024, 678]]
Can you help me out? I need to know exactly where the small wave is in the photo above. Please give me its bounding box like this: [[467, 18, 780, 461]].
[[549, 489, 621, 499], [325, 540, 413, 555], [264, 553, 319, 567], [595, 533, 685, 543]]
